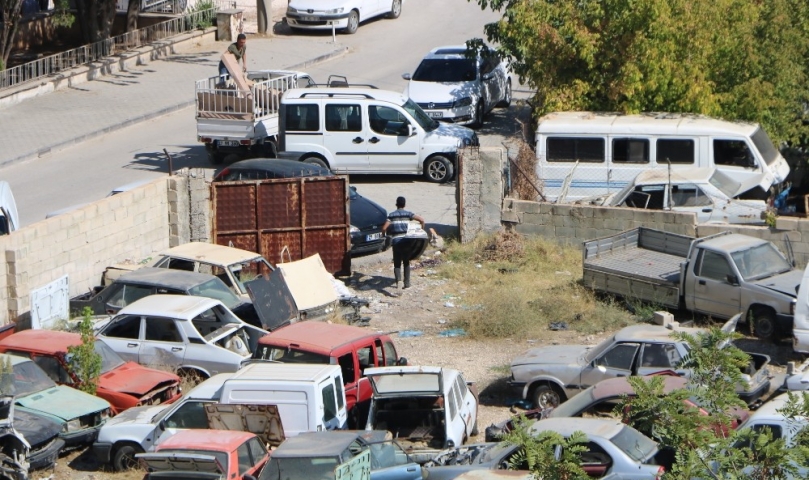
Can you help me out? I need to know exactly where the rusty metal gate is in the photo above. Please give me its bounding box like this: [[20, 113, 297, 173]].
[[212, 176, 351, 275]]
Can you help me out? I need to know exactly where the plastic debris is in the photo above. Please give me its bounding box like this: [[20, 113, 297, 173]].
[[555, 270, 572, 276], [549, 322, 569, 331], [438, 319, 447, 324], [475, 264, 482, 268], [444, 302, 455, 308], [438, 328, 466, 337], [398, 330, 423, 337]]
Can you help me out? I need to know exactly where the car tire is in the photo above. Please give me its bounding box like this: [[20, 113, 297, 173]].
[[530, 384, 561, 409], [424, 156, 454, 183], [261, 140, 278, 158], [387, 0, 401, 19], [750, 307, 776, 341], [344, 10, 359, 34], [471, 101, 485, 129], [499, 79, 512, 108], [113, 442, 144, 472], [303, 156, 330, 170]]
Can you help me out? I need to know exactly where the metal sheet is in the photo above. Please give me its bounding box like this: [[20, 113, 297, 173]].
[[245, 272, 298, 331], [30, 275, 69, 329]]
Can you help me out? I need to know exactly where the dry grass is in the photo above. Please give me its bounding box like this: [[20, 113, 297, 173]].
[[438, 232, 635, 339]]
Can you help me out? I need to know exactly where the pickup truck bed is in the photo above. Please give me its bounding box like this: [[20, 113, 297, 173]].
[[582, 228, 695, 309]]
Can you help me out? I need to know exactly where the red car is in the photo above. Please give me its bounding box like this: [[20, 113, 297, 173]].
[[138, 429, 269, 480], [0, 330, 181, 415]]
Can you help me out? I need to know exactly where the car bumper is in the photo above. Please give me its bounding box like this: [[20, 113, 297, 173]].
[[507, 380, 528, 398], [350, 235, 386, 256], [286, 14, 349, 29], [777, 313, 793, 334], [29, 437, 65, 471], [737, 379, 771, 406], [60, 425, 101, 448], [93, 442, 113, 464]]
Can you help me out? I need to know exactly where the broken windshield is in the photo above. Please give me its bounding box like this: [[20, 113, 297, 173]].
[[731, 243, 792, 281]]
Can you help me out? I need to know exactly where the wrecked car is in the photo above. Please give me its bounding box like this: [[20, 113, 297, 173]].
[[11, 409, 63, 471], [508, 316, 771, 409], [423, 442, 525, 480], [364, 366, 478, 459], [0, 396, 29, 480], [137, 429, 269, 480], [69, 267, 263, 329], [259, 430, 424, 480], [95, 295, 266, 378], [0, 330, 182, 415], [249, 322, 406, 427], [0, 353, 110, 448]]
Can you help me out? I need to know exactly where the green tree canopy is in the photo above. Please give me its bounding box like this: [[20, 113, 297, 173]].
[[472, 0, 809, 144]]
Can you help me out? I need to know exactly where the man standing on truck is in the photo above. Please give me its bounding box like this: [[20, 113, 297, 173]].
[[382, 197, 425, 292], [218, 34, 248, 80]]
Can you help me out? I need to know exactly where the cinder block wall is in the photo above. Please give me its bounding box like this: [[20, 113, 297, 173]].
[[458, 147, 506, 243]]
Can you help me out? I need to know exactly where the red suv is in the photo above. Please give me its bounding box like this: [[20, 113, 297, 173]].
[[250, 322, 405, 427]]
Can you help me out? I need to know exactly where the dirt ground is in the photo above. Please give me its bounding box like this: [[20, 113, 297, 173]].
[[39, 245, 799, 479]]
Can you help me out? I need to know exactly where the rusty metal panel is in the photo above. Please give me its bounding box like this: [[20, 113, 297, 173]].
[[212, 176, 351, 275]]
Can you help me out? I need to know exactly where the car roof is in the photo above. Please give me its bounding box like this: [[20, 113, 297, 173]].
[[632, 167, 716, 185], [156, 429, 255, 452], [536, 111, 759, 137], [233, 363, 339, 382], [529, 417, 626, 438], [613, 323, 698, 343], [425, 45, 478, 59], [116, 267, 215, 290], [698, 233, 769, 252], [588, 375, 689, 399], [186, 373, 231, 400], [115, 294, 220, 319], [257, 322, 386, 354], [273, 430, 388, 457], [283, 87, 409, 105], [158, 242, 264, 266], [219, 158, 332, 178], [0, 329, 81, 354]]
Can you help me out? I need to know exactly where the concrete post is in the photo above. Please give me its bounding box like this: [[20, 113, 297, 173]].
[[217, 9, 245, 42]]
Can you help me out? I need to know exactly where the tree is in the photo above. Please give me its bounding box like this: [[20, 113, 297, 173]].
[[0, 0, 24, 70], [501, 415, 591, 480], [74, 0, 118, 43], [66, 307, 102, 396], [470, 0, 809, 144]]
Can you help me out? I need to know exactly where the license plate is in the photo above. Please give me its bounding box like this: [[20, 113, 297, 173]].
[[219, 140, 240, 147], [366, 233, 382, 242], [301, 15, 318, 21], [427, 111, 443, 118]]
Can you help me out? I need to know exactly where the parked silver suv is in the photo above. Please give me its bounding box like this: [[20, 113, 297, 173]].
[[402, 45, 511, 128]]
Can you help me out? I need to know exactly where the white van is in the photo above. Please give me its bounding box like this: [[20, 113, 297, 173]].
[[219, 363, 347, 436], [535, 112, 790, 202], [278, 86, 478, 183], [0, 181, 18, 235]]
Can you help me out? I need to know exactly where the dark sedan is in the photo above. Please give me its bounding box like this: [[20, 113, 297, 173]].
[[213, 158, 388, 256]]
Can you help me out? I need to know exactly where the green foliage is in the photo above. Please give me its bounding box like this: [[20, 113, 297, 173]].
[[471, 0, 809, 144], [51, 0, 75, 28], [66, 307, 102, 396], [501, 415, 590, 480], [186, 0, 216, 30], [0, 356, 14, 396]]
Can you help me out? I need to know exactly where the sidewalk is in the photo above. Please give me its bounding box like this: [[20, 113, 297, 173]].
[[0, 34, 347, 166]]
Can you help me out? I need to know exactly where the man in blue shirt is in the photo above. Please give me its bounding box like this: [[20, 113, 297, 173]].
[[381, 197, 425, 292]]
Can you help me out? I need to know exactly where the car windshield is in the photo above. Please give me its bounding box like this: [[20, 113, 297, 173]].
[[94, 340, 126, 374], [229, 259, 274, 294], [188, 278, 242, 311], [730, 242, 792, 281], [252, 346, 330, 364], [477, 442, 519, 464], [401, 99, 438, 132], [584, 336, 616, 363], [548, 387, 598, 418], [12, 360, 57, 397], [260, 456, 339, 480], [750, 127, 781, 167], [367, 440, 411, 468], [154, 449, 228, 473], [413, 58, 477, 83], [609, 425, 658, 463]]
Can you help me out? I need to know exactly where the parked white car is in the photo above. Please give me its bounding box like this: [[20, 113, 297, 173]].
[[599, 167, 768, 224], [285, 0, 403, 34], [403, 45, 511, 128], [364, 366, 478, 459], [95, 295, 265, 378]]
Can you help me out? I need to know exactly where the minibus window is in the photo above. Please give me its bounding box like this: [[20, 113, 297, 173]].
[[656, 139, 694, 164], [286, 104, 319, 131], [612, 138, 649, 163], [714, 140, 756, 169], [547, 137, 605, 163]]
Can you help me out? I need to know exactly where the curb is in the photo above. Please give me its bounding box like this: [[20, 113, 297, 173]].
[[1, 45, 350, 167]]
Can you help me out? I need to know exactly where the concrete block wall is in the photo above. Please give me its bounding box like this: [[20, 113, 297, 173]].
[[458, 147, 506, 243]]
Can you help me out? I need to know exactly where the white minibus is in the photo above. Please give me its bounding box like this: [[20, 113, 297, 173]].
[[535, 112, 790, 202]]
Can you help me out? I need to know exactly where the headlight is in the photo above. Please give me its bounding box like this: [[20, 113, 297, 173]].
[[350, 225, 359, 233], [326, 7, 344, 13], [287, 7, 297, 13], [65, 418, 82, 432], [453, 97, 473, 108], [792, 300, 797, 315]]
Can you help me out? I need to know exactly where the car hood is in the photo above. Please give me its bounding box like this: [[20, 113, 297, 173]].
[[753, 269, 802, 297], [100, 362, 178, 396], [405, 80, 476, 103], [511, 345, 590, 367], [17, 385, 109, 421], [425, 122, 478, 147], [13, 409, 62, 447], [349, 194, 387, 229], [105, 404, 168, 427]]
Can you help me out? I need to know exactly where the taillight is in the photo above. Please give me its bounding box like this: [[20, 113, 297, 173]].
[[658, 466, 666, 475], [240, 139, 252, 145], [216, 168, 230, 180], [199, 137, 212, 143]]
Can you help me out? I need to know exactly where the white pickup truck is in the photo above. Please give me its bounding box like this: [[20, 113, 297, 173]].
[[195, 70, 314, 164]]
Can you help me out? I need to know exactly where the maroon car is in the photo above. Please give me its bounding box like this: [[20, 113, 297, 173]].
[[0, 330, 182, 415]]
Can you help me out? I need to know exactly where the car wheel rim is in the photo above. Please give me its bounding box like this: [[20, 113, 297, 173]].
[[429, 162, 446, 181], [756, 318, 774, 338], [349, 14, 358, 30], [393, 0, 400, 15], [537, 391, 559, 408]]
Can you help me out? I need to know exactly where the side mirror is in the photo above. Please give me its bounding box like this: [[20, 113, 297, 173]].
[[726, 273, 739, 285], [158, 420, 166, 432], [407, 125, 416, 137], [402, 73, 412, 81], [397, 357, 408, 366]]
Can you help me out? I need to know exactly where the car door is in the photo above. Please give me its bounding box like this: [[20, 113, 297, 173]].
[[668, 183, 715, 223], [97, 314, 144, 363], [323, 102, 369, 173], [579, 342, 640, 389], [690, 249, 742, 318], [139, 316, 186, 370], [454, 374, 476, 438], [366, 104, 420, 173], [368, 441, 422, 480], [154, 400, 214, 448]]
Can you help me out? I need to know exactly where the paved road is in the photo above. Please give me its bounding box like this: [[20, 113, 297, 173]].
[[0, 0, 528, 255]]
